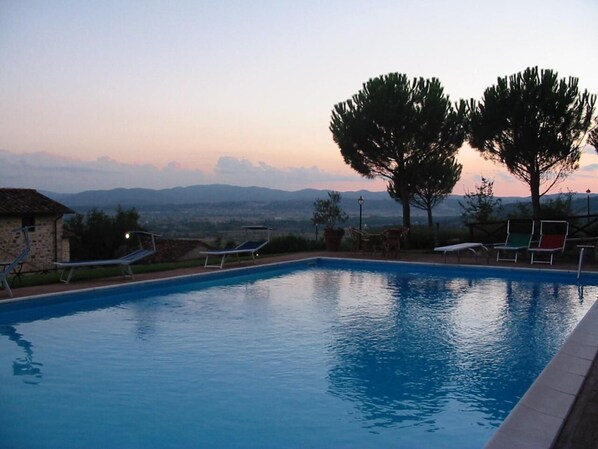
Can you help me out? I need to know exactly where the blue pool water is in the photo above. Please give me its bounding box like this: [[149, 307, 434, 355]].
[[1, 259, 597, 449]]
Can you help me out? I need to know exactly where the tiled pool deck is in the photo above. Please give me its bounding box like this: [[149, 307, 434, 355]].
[[2, 250, 597, 449]]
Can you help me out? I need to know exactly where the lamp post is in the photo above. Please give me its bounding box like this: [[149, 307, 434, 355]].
[[587, 189, 591, 224], [358, 196, 364, 250]]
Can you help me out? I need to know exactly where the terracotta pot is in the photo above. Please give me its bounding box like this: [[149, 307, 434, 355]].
[[324, 228, 344, 251]]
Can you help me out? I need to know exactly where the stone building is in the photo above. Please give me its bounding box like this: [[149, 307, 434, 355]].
[[0, 188, 74, 272]]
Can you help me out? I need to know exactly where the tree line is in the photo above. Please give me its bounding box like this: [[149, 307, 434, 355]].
[[67, 207, 143, 260], [330, 67, 597, 227]]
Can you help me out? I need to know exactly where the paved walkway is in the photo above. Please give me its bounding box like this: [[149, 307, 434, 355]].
[[2, 250, 597, 448]]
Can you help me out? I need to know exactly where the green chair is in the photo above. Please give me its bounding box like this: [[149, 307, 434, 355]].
[[495, 220, 534, 262]]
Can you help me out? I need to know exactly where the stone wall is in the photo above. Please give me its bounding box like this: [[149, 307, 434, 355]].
[[0, 215, 66, 272]]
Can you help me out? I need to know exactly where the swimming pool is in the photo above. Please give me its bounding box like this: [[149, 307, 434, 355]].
[[1, 259, 597, 448]]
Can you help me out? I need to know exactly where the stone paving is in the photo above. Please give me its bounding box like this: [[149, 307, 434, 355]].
[[2, 250, 597, 449]]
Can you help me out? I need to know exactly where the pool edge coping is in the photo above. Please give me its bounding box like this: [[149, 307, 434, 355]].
[[3, 255, 594, 306], [0, 257, 320, 307]]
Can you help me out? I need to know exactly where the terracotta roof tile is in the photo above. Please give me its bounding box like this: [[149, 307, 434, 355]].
[[0, 188, 74, 216]]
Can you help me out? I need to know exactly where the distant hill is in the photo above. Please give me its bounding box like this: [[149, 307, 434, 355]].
[[45, 184, 385, 207], [42, 184, 594, 220], [43, 185, 403, 217]]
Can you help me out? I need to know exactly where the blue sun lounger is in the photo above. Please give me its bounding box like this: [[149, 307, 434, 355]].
[[1, 227, 31, 297], [201, 226, 270, 269], [54, 231, 157, 283]]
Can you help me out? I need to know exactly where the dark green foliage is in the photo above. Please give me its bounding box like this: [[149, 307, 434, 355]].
[[388, 155, 462, 228], [459, 177, 503, 223], [311, 191, 348, 230], [66, 206, 144, 260], [540, 191, 574, 219], [260, 235, 324, 255], [427, 225, 470, 248], [505, 192, 575, 220], [589, 117, 598, 152], [511, 202, 533, 219], [468, 67, 596, 219], [405, 226, 438, 249], [330, 73, 467, 228]]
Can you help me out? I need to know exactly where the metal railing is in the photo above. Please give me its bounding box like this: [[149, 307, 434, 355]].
[[467, 213, 598, 244]]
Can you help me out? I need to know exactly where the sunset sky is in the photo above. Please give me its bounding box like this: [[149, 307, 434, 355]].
[[1, 0, 597, 196]]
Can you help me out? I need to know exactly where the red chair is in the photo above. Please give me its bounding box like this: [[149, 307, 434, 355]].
[[529, 220, 568, 265]]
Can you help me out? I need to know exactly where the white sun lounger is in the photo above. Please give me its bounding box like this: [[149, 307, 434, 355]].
[[434, 242, 488, 263], [201, 226, 270, 269], [54, 231, 157, 283], [1, 227, 31, 297]]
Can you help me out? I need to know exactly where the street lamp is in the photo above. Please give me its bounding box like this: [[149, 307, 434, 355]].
[[357, 196, 364, 249], [358, 196, 364, 230], [587, 189, 591, 224], [125, 230, 159, 252]]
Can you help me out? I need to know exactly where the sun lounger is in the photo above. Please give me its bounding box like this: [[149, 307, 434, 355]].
[[201, 226, 270, 269], [434, 242, 488, 263], [1, 227, 31, 297], [494, 220, 534, 262], [54, 231, 156, 283], [529, 220, 568, 265]]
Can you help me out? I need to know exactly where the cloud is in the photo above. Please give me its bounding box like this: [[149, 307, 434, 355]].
[[580, 163, 598, 172], [0, 150, 369, 193], [213, 156, 358, 189], [2, 148, 594, 196], [0, 150, 207, 192]]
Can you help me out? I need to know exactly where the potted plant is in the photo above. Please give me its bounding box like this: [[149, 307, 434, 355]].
[[312, 191, 348, 251]]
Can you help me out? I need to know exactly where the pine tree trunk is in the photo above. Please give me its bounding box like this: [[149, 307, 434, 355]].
[[530, 172, 542, 220], [400, 175, 411, 228]]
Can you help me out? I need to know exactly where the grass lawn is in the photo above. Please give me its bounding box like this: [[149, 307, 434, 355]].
[[10, 252, 295, 290], [12, 259, 206, 289]]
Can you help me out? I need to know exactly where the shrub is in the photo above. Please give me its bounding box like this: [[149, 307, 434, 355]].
[[66, 206, 143, 259], [260, 235, 324, 255]]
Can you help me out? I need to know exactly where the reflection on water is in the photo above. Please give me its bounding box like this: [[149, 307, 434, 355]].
[[326, 271, 594, 430], [0, 325, 42, 384], [127, 302, 157, 341], [328, 275, 465, 429]]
